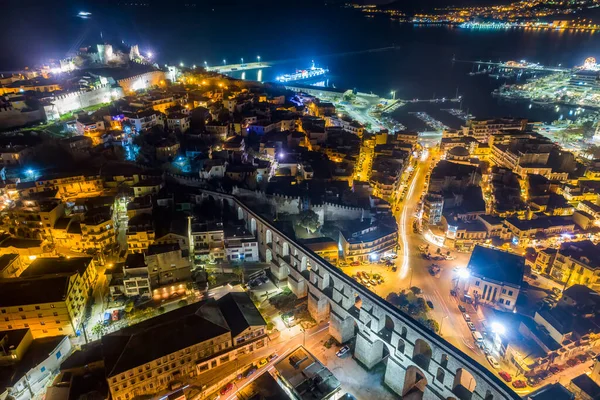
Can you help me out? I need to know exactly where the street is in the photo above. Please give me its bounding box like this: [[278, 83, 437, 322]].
[[343, 147, 490, 372]]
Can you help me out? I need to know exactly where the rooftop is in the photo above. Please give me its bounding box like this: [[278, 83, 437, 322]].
[[467, 245, 525, 287], [0, 275, 71, 306], [217, 292, 267, 338], [559, 240, 600, 269], [571, 374, 600, 398], [20, 257, 93, 278], [274, 346, 341, 400], [103, 292, 264, 377]]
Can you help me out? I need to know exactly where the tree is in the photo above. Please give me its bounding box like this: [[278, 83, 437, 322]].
[[446, 250, 451, 256], [157, 306, 166, 314], [233, 266, 244, 284], [178, 299, 188, 307], [207, 274, 217, 287], [410, 286, 422, 296], [91, 322, 107, 339], [436, 248, 442, 255], [124, 300, 134, 313], [422, 318, 440, 333], [297, 210, 321, 233]]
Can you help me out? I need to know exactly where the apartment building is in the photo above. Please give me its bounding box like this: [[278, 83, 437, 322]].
[[104, 292, 267, 400], [462, 117, 527, 142], [191, 222, 225, 262], [5, 198, 65, 240], [548, 240, 600, 290], [339, 221, 398, 262], [224, 226, 259, 262], [127, 213, 155, 254], [35, 174, 103, 200], [0, 257, 95, 338]]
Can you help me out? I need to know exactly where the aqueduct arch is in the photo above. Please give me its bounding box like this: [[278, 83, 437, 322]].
[[185, 189, 521, 400]]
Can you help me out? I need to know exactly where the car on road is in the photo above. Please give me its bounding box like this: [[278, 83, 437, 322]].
[[467, 322, 476, 331], [463, 313, 471, 322], [426, 300, 434, 309], [498, 371, 512, 382], [486, 355, 500, 369], [445, 255, 455, 261], [350, 261, 360, 266], [369, 279, 378, 286], [268, 353, 278, 361], [336, 345, 351, 357], [220, 383, 234, 395], [458, 305, 466, 313], [258, 358, 268, 368]]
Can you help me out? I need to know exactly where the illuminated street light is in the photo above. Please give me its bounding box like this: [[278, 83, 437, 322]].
[[179, 62, 184, 67], [257, 55, 261, 64], [456, 268, 470, 279], [193, 64, 196, 69], [204, 61, 208, 67], [491, 322, 506, 335], [147, 51, 153, 58], [241, 57, 244, 65], [223, 59, 226, 65]]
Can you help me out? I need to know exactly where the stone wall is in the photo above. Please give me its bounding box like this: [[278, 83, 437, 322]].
[[44, 84, 124, 120]]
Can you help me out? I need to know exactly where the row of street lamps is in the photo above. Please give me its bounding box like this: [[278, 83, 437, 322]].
[[178, 56, 262, 69]]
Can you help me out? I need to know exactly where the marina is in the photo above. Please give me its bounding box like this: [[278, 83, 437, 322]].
[[408, 111, 450, 131]]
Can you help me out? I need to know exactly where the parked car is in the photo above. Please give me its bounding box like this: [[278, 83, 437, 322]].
[[268, 353, 278, 361], [526, 376, 540, 387], [467, 322, 476, 331], [576, 354, 589, 363], [463, 313, 471, 322], [512, 380, 527, 389], [350, 261, 360, 266], [336, 345, 351, 357], [566, 358, 580, 367], [112, 310, 120, 321], [458, 305, 466, 313], [244, 366, 257, 378], [258, 358, 268, 368], [220, 383, 234, 395], [486, 355, 500, 369], [369, 279, 378, 286], [498, 371, 512, 382]]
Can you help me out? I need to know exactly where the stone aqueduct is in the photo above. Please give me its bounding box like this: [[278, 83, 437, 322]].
[[195, 189, 520, 400]]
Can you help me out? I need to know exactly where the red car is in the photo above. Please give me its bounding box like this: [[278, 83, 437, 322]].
[[498, 371, 512, 382], [512, 380, 527, 389], [350, 261, 360, 266], [220, 383, 234, 395]]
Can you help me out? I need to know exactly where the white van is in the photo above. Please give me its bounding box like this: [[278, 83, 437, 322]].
[[472, 331, 484, 343]]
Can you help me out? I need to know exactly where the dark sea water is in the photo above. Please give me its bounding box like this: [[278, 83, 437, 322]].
[[4, 0, 600, 129]]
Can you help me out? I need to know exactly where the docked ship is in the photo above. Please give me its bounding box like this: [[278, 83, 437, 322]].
[[275, 62, 328, 83]]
